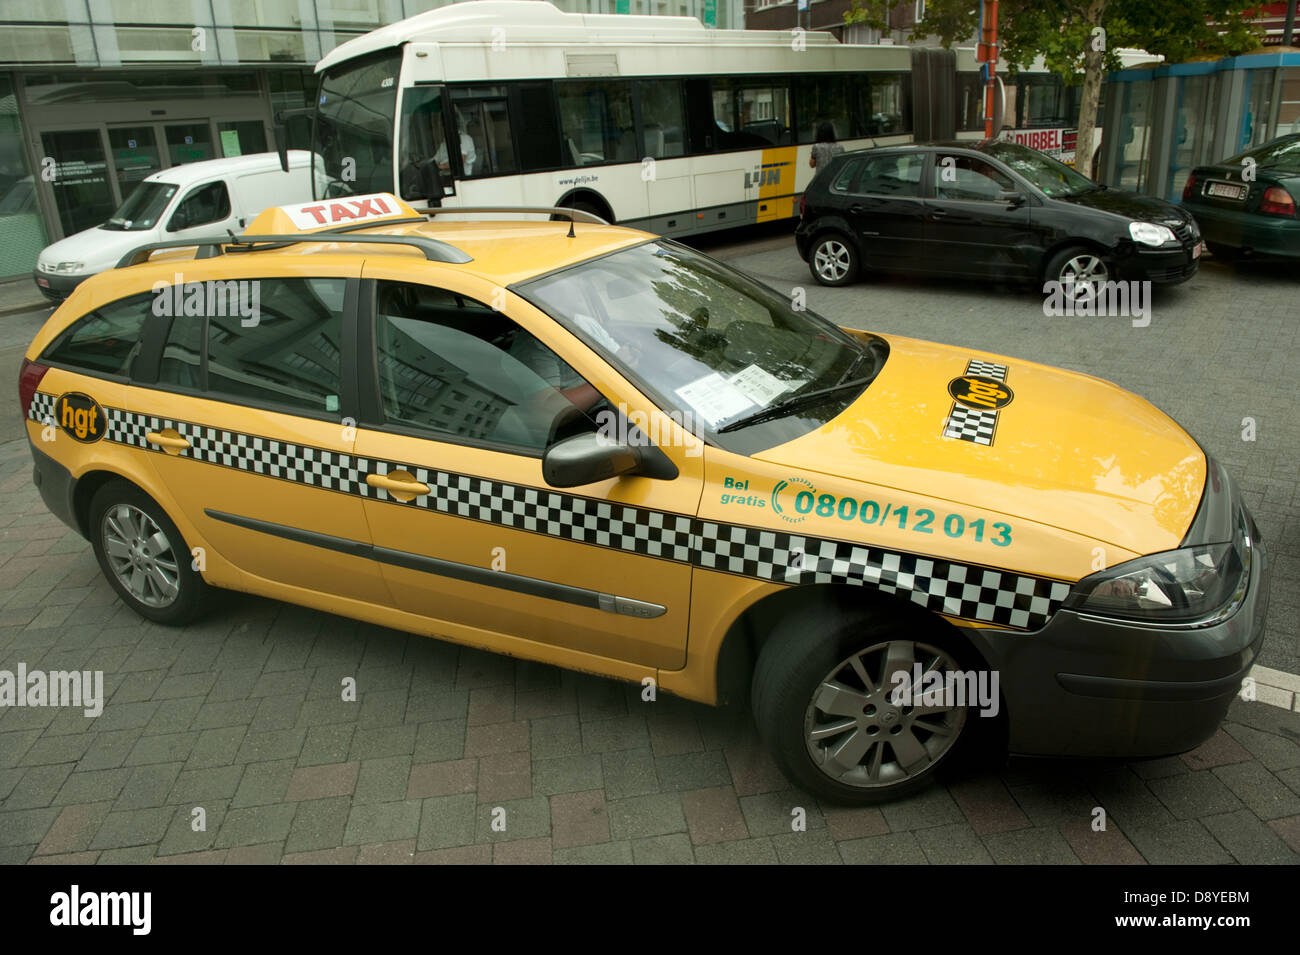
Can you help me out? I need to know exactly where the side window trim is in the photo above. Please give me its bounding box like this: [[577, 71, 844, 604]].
[[139, 276, 356, 424]]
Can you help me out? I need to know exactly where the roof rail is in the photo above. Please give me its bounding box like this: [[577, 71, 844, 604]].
[[115, 217, 472, 269], [413, 205, 610, 225]]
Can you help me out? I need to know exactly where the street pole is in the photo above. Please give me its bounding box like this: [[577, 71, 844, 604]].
[[1285, 0, 1296, 47], [981, 0, 1000, 139]]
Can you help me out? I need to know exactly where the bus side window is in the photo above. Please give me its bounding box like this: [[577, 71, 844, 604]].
[[508, 81, 562, 172]]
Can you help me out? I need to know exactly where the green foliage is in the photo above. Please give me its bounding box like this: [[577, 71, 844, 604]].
[[895, 0, 1262, 85]]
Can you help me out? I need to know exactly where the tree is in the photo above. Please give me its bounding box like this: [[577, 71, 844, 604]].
[[845, 0, 1261, 178]]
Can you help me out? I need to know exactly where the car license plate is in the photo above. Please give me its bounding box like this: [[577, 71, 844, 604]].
[[36, 277, 49, 288], [1193, 241, 1203, 259], [1207, 181, 1245, 200]]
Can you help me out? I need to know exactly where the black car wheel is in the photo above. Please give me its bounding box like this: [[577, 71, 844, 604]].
[[1045, 245, 1111, 303], [751, 603, 986, 805], [89, 480, 212, 625], [808, 233, 860, 286]]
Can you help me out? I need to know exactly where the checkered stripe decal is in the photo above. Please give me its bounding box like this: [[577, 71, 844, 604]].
[[943, 358, 1009, 447], [696, 525, 1069, 630], [28, 392, 55, 424], [29, 394, 1069, 630]]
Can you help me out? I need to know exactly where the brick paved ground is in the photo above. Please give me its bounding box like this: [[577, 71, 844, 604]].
[[0, 248, 1297, 864]]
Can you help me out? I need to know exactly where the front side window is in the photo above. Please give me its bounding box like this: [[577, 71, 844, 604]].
[[933, 154, 1016, 201], [43, 294, 150, 377], [854, 152, 925, 197], [374, 281, 600, 453], [557, 81, 636, 166], [315, 50, 400, 197], [167, 181, 231, 231], [204, 277, 346, 415], [519, 241, 886, 454]]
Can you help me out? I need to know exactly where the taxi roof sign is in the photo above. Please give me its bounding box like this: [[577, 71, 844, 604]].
[[243, 192, 420, 236]]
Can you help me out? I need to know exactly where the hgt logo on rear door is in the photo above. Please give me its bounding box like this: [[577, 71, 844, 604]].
[[54, 392, 106, 442]]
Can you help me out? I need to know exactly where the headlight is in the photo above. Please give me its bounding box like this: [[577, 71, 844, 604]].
[[1065, 520, 1251, 626], [1129, 222, 1177, 247], [54, 262, 85, 274]]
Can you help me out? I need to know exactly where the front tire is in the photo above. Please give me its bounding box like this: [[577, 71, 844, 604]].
[[751, 604, 983, 805], [808, 233, 860, 286], [1044, 245, 1111, 304], [89, 480, 211, 625]]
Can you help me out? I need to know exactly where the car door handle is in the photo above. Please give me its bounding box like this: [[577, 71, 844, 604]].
[[849, 204, 865, 214], [366, 470, 430, 502], [929, 209, 948, 219], [145, 429, 190, 455]]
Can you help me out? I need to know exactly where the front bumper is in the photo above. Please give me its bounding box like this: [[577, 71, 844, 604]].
[[1117, 243, 1200, 286], [31, 269, 86, 302], [961, 462, 1269, 759]]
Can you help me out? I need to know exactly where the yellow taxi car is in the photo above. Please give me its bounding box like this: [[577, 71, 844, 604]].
[[20, 194, 1269, 804]]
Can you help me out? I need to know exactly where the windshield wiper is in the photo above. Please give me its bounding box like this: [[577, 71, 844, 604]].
[[716, 377, 872, 434]]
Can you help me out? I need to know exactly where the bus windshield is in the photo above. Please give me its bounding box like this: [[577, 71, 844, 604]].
[[313, 50, 401, 198]]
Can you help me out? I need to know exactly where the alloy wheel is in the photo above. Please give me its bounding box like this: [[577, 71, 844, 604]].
[[803, 639, 967, 789], [101, 503, 181, 608]]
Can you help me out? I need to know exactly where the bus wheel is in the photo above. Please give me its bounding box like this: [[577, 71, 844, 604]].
[[809, 233, 859, 286], [552, 201, 606, 224]]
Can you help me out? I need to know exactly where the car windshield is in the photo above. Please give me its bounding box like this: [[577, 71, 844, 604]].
[[982, 141, 1097, 197], [517, 240, 886, 453], [102, 182, 178, 231], [1227, 136, 1300, 174]]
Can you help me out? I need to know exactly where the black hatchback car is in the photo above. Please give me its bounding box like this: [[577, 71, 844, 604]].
[[796, 140, 1203, 296]]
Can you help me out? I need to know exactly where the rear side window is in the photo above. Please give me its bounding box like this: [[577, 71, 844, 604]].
[[853, 153, 926, 197], [43, 294, 150, 377], [153, 277, 346, 415], [830, 159, 862, 192], [167, 181, 231, 231]]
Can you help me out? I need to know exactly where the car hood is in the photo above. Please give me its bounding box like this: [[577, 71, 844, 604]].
[[1058, 187, 1192, 226], [754, 334, 1205, 555], [37, 225, 144, 274]]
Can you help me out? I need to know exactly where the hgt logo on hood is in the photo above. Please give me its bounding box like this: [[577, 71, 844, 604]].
[[949, 375, 1014, 411]]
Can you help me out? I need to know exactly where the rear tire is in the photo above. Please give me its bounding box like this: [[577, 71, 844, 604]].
[[89, 480, 211, 626], [751, 603, 988, 805], [808, 232, 860, 286]]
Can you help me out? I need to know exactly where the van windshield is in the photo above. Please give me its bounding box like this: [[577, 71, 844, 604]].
[[102, 182, 178, 231]]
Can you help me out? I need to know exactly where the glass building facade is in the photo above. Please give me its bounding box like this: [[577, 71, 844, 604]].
[[0, 0, 744, 277]]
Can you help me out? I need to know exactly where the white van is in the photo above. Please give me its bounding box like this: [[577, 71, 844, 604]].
[[33, 150, 326, 301]]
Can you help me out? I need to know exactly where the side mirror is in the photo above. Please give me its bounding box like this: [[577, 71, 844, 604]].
[[543, 432, 640, 488], [542, 430, 679, 488], [999, 190, 1025, 207]]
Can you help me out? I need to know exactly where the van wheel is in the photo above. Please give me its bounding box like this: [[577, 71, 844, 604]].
[[1044, 245, 1110, 303], [751, 605, 982, 805], [808, 233, 859, 286], [89, 480, 211, 625]]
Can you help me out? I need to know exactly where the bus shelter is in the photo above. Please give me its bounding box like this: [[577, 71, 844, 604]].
[[1099, 50, 1300, 202]]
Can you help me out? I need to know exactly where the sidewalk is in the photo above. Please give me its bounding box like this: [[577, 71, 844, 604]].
[[0, 277, 51, 319]]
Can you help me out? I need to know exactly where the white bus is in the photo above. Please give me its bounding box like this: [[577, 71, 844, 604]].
[[307, 0, 980, 236]]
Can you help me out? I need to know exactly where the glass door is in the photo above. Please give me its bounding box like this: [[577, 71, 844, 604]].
[[108, 126, 163, 202], [40, 129, 116, 236], [165, 122, 215, 166]]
